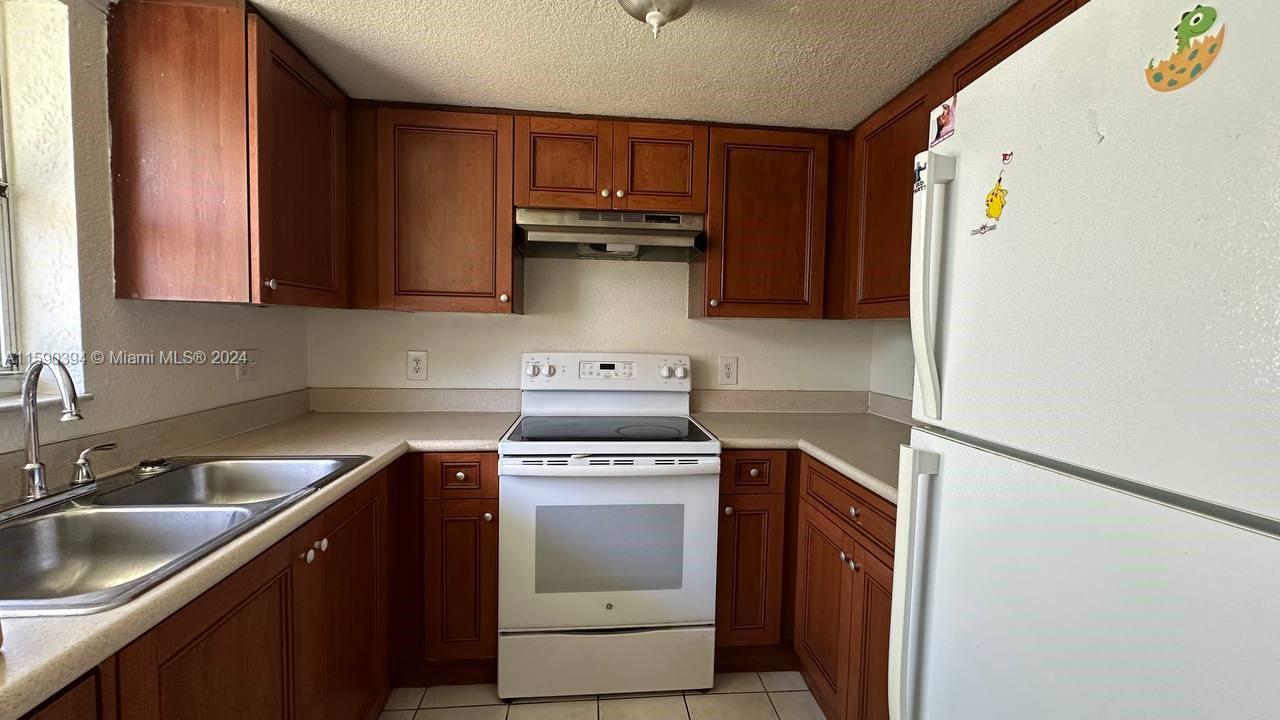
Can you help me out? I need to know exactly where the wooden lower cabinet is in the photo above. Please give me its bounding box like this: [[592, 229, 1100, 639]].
[[22, 662, 116, 720], [424, 498, 499, 660], [716, 492, 786, 646], [117, 472, 388, 720], [795, 488, 895, 720]]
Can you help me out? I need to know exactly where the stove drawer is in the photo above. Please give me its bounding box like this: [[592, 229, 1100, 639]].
[[425, 453, 498, 499]]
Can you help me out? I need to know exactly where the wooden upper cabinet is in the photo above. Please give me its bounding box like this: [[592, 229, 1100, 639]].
[[850, 80, 932, 319], [110, 1, 348, 307], [697, 127, 828, 319], [376, 109, 519, 313], [248, 15, 348, 306], [612, 121, 708, 213], [929, 0, 1078, 98], [515, 116, 708, 213], [515, 116, 613, 209]]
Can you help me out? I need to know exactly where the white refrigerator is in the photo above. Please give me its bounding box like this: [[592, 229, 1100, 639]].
[[892, 0, 1280, 718]]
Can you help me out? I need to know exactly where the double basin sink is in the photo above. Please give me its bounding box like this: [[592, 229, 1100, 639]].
[[0, 456, 367, 616]]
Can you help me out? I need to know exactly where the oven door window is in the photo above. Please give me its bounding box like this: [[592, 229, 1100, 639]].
[[535, 504, 684, 593]]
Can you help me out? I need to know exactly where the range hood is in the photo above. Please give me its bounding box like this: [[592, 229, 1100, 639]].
[[515, 208, 705, 262]]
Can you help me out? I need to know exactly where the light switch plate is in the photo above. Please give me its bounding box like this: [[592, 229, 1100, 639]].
[[407, 351, 428, 381], [718, 356, 738, 386]]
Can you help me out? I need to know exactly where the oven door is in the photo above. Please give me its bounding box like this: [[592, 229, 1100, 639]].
[[498, 457, 720, 632]]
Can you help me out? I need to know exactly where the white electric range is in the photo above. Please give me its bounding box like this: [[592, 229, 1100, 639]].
[[497, 352, 721, 699]]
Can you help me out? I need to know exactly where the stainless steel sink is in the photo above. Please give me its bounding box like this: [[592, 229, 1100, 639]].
[[0, 455, 369, 615], [0, 506, 250, 615], [93, 457, 359, 507]]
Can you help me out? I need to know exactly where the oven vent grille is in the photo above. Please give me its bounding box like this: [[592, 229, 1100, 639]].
[[520, 458, 569, 466], [654, 458, 701, 465], [588, 458, 635, 466]]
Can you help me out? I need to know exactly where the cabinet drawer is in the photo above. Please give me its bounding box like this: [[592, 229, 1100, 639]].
[[424, 453, 498, 499], [720, 450, 787, 494], [800, 454, 896, 553]]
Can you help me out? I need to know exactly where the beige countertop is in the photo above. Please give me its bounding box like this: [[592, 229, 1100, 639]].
[[696, 412, 911, 503], [0, 409, 909, 719]]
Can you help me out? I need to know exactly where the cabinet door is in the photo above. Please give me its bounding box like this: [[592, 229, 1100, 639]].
[[929, 0, 1078, 98], [24, 668, 114, 720], [700, 128, 828, 318], [425, 498, 499, 660], [850, 80, 931, 319], [716, 493, 786, 647], [320, 474, 388, 720], [291, 517, 326, 720], [515, 116, 613, 209], [793, 502, 855, 717], [118, 542, 295, 719], [248, 15, 348, 307], [377, 109, 517, 313], [612, 122, 708, 213], [846, 543, 894, 720]]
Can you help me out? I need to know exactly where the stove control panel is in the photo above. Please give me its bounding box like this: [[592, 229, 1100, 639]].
[[520, 352, 691, 391]]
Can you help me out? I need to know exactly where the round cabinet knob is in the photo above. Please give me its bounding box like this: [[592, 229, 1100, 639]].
[[674, 366, 688, 380], [838, 551, 848, 563], [659, 366, 673, 379], [499, 293, 510, 303], [615, 190, 625, 198], [544, 364, 557, 377], [723, 506, 734, 516], [749, 467, 761, 478], [314, 538, 329, 552], [264, 278, 278, 290], [455, 471, 467, 481], [849, 560, 861, 573], [848, 506, 860, 519], [525, 365, 540, 377], [304, 549, 316, 564], [482, 512, 494, 523], [709, 299, 720, 308], [601, 189, 610, 197]]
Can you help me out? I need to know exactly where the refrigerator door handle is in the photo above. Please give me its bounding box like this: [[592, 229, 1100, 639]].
[[909, 151, 955, 420], [890, 445, 940, 720]]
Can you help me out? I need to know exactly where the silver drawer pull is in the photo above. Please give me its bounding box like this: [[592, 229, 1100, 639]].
[[749, 467, 761, 478], [483, 512, 494, 522], [724, 506, 734, 516], [455, 471, 467, 481], [849, 506, 860, 519]]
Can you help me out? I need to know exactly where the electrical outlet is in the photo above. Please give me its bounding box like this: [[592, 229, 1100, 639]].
[[234, 350, 260, 382], [406, 350, 428, 381], [718, 356, 739, 386]]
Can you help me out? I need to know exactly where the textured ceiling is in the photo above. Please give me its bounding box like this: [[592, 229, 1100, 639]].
[[253, 0, 1018, 130]]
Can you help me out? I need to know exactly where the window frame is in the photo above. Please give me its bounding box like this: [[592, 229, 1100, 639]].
[[0, 73, 24, 395]]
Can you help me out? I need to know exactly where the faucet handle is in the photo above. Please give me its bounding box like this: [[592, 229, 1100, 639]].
[[71, 443, 117, 485]]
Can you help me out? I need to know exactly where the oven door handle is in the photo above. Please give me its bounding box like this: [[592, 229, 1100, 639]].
[[498, 460, 720, 477]]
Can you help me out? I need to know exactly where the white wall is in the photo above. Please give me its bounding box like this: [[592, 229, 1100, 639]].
[[307, 259, 873, 391], [869, 319, 914, 399], [0, 1, 310, 455]]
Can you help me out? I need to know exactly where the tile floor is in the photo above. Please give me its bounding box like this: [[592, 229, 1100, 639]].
[[380, 672, 824, 720]]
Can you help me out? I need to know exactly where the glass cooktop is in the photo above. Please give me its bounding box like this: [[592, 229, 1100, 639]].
[[508, 416, 712, 443]]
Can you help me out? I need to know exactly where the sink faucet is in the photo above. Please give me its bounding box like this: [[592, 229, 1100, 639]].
[[20, 358, 82, 500]]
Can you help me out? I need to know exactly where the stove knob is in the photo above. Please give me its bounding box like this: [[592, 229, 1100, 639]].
[[543, 364, 556, 377], [674, 366, 688, 380], [659, 365, 672, 379], [525, 364, 540, 378]]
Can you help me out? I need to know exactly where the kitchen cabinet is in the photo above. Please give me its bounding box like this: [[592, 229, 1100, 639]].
[[424, 499, 499, 661], [694, 128, 829, 319], [848, 79, 933, 319], [423, 452, 499, 662], [372, 109, 519, 313], [110, 1, 347, 307], [794, 456, 896, 720], [117, 472, 388, 720], [839, 0, 1084, 320], [717, 492, 786, 647], [21, 662, 116, 720], [515, 116, 708, 213]]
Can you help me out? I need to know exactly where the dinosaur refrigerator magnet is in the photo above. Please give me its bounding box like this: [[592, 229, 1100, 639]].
[[1145, 4, 1225, 92]]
